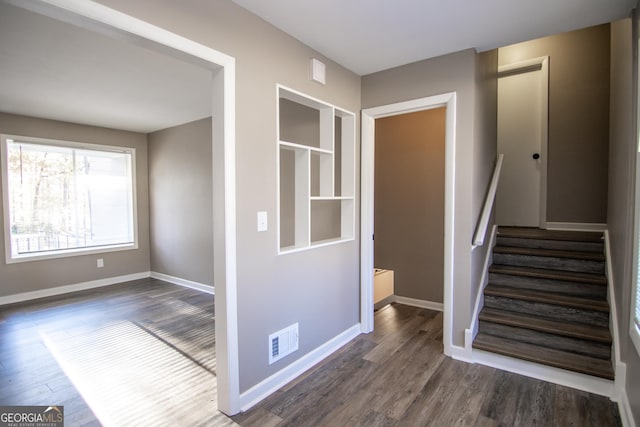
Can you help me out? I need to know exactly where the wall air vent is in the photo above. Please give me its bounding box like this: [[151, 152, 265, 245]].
[[268, 323, 299, 364]]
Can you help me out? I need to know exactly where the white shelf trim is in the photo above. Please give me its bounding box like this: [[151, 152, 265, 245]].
[[278, 236, 356, 255], [279, 140, 333, 154], [310, 196, 354, 201], [277, 85, 355, 254]]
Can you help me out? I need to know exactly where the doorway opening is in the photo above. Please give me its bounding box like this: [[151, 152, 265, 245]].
[[373, 108, 446, 311], [6, 0, 239, 415], [361, 93, 457, 356]]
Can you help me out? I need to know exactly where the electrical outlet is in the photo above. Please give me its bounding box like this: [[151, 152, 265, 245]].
[[97, 258, 104, 268]]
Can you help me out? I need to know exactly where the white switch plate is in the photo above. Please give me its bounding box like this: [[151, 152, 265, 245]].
[[257, 211, 268, 232], [97, 258, 104, 268]]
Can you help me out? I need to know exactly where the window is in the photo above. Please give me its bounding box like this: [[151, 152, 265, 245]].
[[633, 137, 640, 355], [634, 227, 640, 329], [634, 22, 640, 356], [1, 134, 137, 262]]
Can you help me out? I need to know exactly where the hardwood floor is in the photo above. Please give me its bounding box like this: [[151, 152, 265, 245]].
[[1, 281, 621, 426], [234, 304, 622, 427], [0, 278, 232, 426]]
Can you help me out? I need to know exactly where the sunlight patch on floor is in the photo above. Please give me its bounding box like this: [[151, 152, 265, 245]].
[[41, 320, 221, 426]]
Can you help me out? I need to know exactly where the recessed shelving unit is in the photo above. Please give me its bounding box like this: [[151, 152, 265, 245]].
[[277, 85, 355, 253]]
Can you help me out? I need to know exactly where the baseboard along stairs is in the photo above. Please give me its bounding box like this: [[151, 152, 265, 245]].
[[473, 226, 614, 380]]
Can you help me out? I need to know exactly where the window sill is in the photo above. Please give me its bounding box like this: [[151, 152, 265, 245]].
[[6, 242, 138, 264]]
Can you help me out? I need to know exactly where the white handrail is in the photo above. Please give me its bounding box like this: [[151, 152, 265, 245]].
[[473, 154, 504, 247]]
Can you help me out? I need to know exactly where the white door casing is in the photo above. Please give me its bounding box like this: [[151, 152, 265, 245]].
[[496, 57, 549, 228], [361, 93, 456, 357], [23, 0, 240, 415]]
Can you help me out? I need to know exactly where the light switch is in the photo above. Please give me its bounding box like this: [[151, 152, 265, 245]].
[[257, 211, 268, 232]]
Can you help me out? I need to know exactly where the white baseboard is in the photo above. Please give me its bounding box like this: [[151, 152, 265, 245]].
[[150, 271, 214, 295], [395, 296, 444, 312], [374, 294, 396, 310], [450, 344, 473, 363], [618, 379, 637, 427], [239, 323, 362, 412], [613, 361, 627, 402], [0, 271, 213, 306], [0, 271, 151, 306], [472, 349, 615, 398], [545, 222, 606, 232]]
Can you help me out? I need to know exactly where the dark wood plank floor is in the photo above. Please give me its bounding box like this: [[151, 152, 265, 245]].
[[0, 277, 233, 426], [1, 281, 621, 426], [234, 304, 622, 427]]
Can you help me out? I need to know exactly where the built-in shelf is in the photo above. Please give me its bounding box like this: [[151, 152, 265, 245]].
[[277, 85, 355, 254]]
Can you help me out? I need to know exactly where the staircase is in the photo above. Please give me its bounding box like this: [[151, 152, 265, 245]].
[[473, 226, 614, 380]]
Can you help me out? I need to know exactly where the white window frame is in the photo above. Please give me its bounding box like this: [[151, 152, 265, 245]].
[[1, 134, 138, 263], [632, 141, 640, 356], [632, 31, 640, 355]]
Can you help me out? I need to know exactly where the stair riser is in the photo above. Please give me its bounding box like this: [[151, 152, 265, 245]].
[[493, 253, 605, 274], [496, 236, 604, 253], [484, 295, 609, 328], [488, 273, 607, 300], [473, 333, 614, 380], [489, 266, 607, 285], [478, 321, 611, 360]]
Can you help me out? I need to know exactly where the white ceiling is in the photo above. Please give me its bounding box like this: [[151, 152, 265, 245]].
[[0, 2, 213, 134], [232, 0, 637, 75], [0, 1, 635, 133]]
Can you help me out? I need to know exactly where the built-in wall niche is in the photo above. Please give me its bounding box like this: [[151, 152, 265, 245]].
[[277, 85, 355, 253]]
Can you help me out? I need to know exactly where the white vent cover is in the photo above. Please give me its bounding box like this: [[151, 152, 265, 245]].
[[269, 323, 299, 364], [310, 58, 326, 85]]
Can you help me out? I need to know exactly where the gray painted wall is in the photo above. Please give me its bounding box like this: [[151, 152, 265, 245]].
[[609, 16, 640, 425], [499, 25, 611, 224], [95, 0, 361, 393], [374, 108, 445, 303], [0, 112, 150, 297], [363, 48, 498, 347], [148, 117, 213, 286]]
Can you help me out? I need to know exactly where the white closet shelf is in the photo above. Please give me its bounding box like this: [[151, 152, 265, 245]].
[[279, 140, 333, 154], [310, 196, 354, 201]]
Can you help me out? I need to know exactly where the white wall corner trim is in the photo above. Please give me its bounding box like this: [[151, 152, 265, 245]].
[[473, 349, 615, 397], [150, 271, 214, 295], [0, 271, 151, 306], [394, 296, 444, 312], [545, 222, 607, 232], [238, 324, 361, 412], [612, 361, 627, 401], [618, 377, 637, 427], [603, 231, 624, 395]]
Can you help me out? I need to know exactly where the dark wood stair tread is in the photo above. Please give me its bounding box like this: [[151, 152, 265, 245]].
[[497, 227, 603, 243], [489, 265, 607, 286], [493, 246, 605, 262], [484, 285, 610, 312], [473, 332, 614, 380], [479, 307, 612, 344]]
